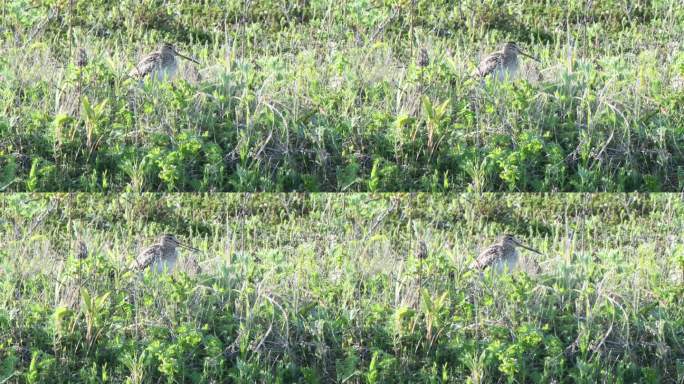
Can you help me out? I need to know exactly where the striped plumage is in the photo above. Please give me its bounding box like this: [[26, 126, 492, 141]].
[[472, 42, 539, 81], [131, 234, 198, 273], [129, 43, 199, 81], [470, 234, 541, 273]]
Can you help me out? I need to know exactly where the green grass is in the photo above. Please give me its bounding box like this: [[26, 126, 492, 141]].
[[1, 1, 684, 191], [1, 193, 684, 382]]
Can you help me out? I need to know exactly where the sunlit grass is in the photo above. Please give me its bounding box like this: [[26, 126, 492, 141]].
[[1, 193, 683, 382], [1, 1, 683, 191]]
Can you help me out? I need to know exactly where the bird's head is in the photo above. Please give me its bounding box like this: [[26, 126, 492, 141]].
[[160, 42, 200, 64], [503, 41, 540, 62], [500, 234, 542, 254], [503, 41, 521, 53], [159, 233, 181, 248], [160, 42, 177, 55], [158, 234, 198, 251]]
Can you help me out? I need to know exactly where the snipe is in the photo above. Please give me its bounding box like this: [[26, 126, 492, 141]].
[[470, 234, 542, 273], [129, 43, 200, 81], [130, 234, 199, 273], [472, 42, 539, 81]]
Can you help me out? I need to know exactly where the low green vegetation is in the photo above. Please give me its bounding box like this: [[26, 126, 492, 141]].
[[1, 193, 683, 382], [2, 1, 684, 191]]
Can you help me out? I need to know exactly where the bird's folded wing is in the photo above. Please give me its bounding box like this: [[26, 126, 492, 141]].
[[131, 247, 158, 270], [473, 54, 502, 77], [470, 245, 501, 269], [129, 53, 160, 78]]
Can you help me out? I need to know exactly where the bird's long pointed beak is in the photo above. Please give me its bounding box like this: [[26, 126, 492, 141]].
[[519, 243, 542, 255], [174, 51, 200, 64], [179, 243, 200, 252], [519, 51, 540, 62]]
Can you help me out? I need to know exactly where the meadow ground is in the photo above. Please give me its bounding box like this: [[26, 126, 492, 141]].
[[1, 1, 684, 191], [1, 193, 684, 382]]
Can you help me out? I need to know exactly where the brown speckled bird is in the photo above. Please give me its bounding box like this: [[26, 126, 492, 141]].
[[472, 42, 539, 81], [130, 234, 198, 273], [470, 234, 541, 273], [129, 43, 199, 81]]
